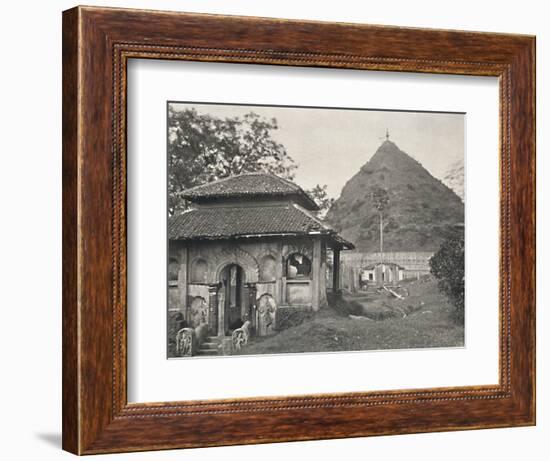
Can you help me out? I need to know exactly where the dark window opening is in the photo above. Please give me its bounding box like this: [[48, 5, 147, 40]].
[[286, 253, 312, 279]]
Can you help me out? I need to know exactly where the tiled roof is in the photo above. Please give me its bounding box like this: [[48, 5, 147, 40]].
[[168, 204, 354, 249], [180, 173, 319, 211]]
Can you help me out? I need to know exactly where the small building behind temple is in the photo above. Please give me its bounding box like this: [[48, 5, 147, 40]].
[[168, 173, 354, 351], [360, 262, 405, 287]]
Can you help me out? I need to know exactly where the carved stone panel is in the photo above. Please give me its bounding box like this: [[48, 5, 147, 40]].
[[189, 296, 208, 328], [257, 294, 277, 336]]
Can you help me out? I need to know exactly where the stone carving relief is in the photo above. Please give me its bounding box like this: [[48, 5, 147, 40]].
[[212, 246, 259, 283], [189, 296, 208, 328], [257, 294, 277, 336]]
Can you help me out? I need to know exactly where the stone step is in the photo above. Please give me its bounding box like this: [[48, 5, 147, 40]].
[[198, 348, 218, 355]]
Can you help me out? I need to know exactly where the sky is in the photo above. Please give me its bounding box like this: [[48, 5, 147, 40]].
[[170, 102, 464, 200]]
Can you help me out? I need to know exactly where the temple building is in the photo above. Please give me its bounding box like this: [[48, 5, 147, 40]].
[[168, 173, 354, 345]]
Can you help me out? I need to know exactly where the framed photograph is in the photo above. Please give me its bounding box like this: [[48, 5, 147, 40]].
[[62, 6, 535, 455]]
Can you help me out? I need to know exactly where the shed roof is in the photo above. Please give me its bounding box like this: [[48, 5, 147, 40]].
[[168, 203, 354, 250], [363, 262, 406, 270], [179, 173, 319, 211]]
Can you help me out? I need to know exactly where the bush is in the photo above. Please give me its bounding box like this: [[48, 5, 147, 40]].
[[275, 307, 315, 331], [167, 312, 187, 357], [429, 234, 465, 322]]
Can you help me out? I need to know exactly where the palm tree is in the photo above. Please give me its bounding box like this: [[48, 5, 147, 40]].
[[371, 186, 389, 262]]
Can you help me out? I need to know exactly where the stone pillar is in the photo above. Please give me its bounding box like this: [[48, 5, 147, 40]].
[[311, 238, 322, 310], [274, 242, 283, 306], [319, 242, 328, 307], [281, 244, 288, 305], [208, 284, 219, 336], [218, 289, 225, 337], [246, 283, 257, 334], [333, 248, 341, 294], [177, 245, 188, 319], [242, 283, 250, 321]]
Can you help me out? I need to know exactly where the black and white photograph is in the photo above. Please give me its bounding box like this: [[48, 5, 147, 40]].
[[167, 102, 465, 358]]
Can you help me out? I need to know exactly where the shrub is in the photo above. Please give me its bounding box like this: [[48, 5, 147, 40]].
[[167, 312, 188, 357], [429, 234, 465, 322], [275, 307, 315, 331]]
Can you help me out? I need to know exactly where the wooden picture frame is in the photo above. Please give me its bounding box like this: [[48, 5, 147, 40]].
[[62, 5, 535, 455]]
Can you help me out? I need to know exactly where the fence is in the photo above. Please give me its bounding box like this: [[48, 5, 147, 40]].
[[331, 251, 434, 293]]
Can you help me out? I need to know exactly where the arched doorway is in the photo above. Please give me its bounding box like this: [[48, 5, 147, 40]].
[[219, 264, 245, 336]]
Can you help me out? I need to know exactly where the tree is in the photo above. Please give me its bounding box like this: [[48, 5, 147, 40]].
[[429, 234, 465, 322], [306, 184, 334, 219], [371, 186, 389, 259], [168, 107, 297, 215]]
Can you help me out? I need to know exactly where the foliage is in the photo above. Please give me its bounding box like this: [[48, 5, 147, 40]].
[[168, 107, 297, 215], [429, 234, 465, 322], [306, 184, 335, 218], [167, 311, 187, 357], [275, 307, 315, 332], [371, 185, 389, 212], [370, 185, 390, 252]]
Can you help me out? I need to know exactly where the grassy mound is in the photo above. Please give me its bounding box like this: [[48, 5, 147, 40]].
[[233, 278, 463, 356]]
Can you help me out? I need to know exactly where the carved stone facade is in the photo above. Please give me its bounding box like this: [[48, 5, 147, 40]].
[[168, 236, 330, 338]]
